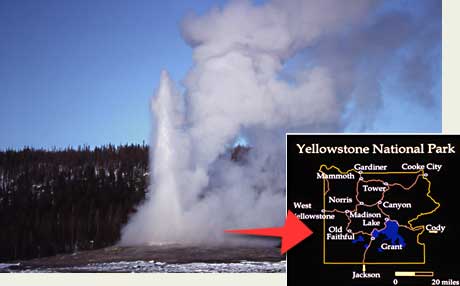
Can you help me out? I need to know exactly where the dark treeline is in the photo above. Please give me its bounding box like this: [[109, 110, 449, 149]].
[[0, 144, 149, 262]]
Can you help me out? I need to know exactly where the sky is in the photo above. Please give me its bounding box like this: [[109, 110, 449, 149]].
[[0, 0, 441, 150]]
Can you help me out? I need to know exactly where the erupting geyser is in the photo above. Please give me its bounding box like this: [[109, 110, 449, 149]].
[[121, 69, 287, 246], [120, 0, 440, 246], [120, 71, 189, 244], [149, 72, 184, 240]]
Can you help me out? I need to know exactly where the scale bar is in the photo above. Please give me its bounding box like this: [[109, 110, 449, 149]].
[[395, 271, 434, 277]]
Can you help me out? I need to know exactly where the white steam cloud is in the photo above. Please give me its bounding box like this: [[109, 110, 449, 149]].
[[120, 0, 440, 245]]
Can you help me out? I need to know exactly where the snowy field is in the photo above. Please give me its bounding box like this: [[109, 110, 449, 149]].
[[2, 260, 286, 273]]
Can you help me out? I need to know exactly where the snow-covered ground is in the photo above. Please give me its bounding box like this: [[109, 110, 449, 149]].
[[7, 260, 285, 273]]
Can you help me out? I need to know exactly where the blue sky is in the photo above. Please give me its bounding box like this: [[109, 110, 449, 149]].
[[0, 0, 441, 150]]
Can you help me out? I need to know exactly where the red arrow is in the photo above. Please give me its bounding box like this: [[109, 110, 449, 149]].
[[224, 210, 313, 254]]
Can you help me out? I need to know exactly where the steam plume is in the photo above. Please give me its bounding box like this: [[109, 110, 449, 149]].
[[120, 0, 440, 245]]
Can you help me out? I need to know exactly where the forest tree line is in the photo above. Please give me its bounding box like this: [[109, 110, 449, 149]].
[[0, 144, 149, 261]]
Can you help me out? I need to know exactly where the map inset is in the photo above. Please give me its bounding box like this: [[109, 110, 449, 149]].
[[287, 135, 459, 286], [321, 165, 440, 265]]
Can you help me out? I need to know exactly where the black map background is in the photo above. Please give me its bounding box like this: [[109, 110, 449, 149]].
[[287, 135, 460, 286]]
